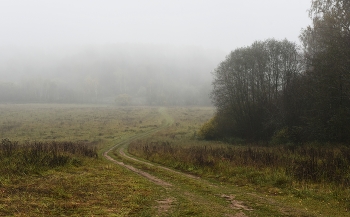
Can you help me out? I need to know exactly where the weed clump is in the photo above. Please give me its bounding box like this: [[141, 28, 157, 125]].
[[0, 138, 98, 175]]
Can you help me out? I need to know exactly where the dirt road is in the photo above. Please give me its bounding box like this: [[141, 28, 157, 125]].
[[102, 108, 315, 217]]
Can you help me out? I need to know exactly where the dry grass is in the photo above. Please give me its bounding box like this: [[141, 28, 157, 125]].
[[0, 159, 162, 216], [0, 104, 162, 143], [0, 104, 164, 216], [128, 107, 350, 215]]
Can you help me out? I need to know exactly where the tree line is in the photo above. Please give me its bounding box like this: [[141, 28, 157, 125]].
[[0, 45, 224, 105], [202, 0, 350, 143]]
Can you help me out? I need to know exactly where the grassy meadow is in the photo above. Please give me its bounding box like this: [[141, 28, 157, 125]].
[[0, 104, 163, 143], [1, 104, 350, 216], [0, 104, 166, 216]]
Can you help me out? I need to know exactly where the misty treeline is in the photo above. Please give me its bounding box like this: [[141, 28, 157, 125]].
[[0, 45, 224, 105], [201, 0, 350, 143]]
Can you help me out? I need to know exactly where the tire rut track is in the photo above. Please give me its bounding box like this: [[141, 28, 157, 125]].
[[103, 150, 172, 187], [118, 144, 202, 181], [102, 108, 251, 216], [102, 108, 311, 216], [103, 108, 173, 188]]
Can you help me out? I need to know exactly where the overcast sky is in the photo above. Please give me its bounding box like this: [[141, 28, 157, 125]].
[[1, 0, 311, 53]]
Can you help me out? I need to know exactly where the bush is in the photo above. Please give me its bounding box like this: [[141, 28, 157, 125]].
[[271, 127, 291, 145], [198, 116, 220, 140], [0, 139, 98, 175]]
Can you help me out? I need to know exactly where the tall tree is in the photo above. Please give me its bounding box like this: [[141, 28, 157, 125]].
[[211, 39, 300, 141], [300, 0, 350, 142]]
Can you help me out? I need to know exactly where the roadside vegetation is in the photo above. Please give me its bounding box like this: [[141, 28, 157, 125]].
[[129, 107, 350, 215], [0, 139, 97, 175]]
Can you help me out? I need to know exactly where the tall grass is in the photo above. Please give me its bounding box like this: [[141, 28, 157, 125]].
[[129, 141, 350, 187], [0, 138, 98, 175]]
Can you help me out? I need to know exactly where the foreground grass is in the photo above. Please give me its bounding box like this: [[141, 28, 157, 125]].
[[0, 158, 162, 216], [0, 104, 165, 216], [128, 107, 350, 216]]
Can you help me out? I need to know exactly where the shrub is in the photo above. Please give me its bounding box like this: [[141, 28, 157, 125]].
[[198, 116, 220, 140], [0, 139, 98, 175], [271, 127, 291, 145]]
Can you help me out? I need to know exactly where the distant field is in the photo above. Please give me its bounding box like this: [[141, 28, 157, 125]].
[[0, 104, 164, 143]]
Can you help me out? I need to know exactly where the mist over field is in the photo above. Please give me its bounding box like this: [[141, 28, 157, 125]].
[[0, 45, 225, 105], [0, 0, 311, 105], [3, 1, 350, 216]]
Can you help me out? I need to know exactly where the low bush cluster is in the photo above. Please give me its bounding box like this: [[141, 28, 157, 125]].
[[0, 138, 98, 175], [197, 117, 221, 140]]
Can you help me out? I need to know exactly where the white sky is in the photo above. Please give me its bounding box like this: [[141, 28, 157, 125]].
[[0, 0, 311, 53]]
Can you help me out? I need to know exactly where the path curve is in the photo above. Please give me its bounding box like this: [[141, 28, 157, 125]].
[[103, 107, 209, 188], [103, 107, 173, 187], [101, 107, 311, 216], [103, 149, 172, 187]]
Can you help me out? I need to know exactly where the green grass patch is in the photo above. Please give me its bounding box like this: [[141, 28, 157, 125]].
[[0, 158, 163, 216], [0, 104, 165, 216]]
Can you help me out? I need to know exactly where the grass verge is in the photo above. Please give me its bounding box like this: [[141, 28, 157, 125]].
[[128, 107, 350, 216]]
